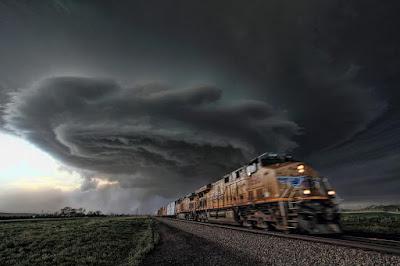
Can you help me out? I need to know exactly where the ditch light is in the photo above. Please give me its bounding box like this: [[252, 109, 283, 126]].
[[297, 164, 305, 173]]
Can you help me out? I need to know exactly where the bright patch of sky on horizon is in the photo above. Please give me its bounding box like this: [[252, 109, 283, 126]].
[[0, 133, 82, 191]]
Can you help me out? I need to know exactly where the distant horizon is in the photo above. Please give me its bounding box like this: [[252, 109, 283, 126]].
[[2, 200, 400, 215]]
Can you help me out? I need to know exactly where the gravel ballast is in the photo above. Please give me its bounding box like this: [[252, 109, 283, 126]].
[[154, 218, 400, 265]]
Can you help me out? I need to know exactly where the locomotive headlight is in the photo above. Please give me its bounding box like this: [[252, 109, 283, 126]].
[[327, 190, 336, 196], [303, 189, 311, 195], [297, 164, 305, 173]]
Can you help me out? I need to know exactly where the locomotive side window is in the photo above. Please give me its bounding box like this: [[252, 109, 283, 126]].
[[246, 163, 258, 176], [231, 171, 239, 181]]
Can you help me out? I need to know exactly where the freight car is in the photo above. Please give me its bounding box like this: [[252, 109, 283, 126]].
[[156, 152, 341, 234]]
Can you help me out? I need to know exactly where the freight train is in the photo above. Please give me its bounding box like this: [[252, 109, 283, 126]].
[[156, 152, 341, 234]]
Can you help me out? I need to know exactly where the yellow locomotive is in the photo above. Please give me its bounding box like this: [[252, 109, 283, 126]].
[[157, 152, 341, 234]]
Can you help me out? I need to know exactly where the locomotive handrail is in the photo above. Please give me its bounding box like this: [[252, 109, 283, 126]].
[[279, 185, 291, 226], [288, 190, 297, 210]]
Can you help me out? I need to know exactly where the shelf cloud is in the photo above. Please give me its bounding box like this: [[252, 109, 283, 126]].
[[4, 77, 299, 205]]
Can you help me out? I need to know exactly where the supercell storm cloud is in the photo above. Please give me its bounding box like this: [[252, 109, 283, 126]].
[[4, 77, 298, 198], [0, 1, 400, 213]]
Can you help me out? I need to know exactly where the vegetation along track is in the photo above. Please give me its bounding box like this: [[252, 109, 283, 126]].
[[154, 217, 400, 255]]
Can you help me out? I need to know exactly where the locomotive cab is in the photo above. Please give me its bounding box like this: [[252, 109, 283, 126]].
[[246, 153, 341, 234], [272, 162, 341, 234]]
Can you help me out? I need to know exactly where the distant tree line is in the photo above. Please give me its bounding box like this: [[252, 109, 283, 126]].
[[0, 207, 143, 220], [53, 207, 103, 217], [0, 207, 104, 220]]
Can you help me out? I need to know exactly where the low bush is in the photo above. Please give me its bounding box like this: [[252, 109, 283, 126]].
[[340, 213, 400, 235]]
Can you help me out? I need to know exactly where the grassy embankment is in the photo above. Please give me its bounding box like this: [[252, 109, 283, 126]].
[[341, 212, 400, 235], [0, 217, 159, 266]]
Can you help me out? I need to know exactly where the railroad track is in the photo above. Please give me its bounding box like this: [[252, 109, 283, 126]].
[[155, 217, 400, 255], [335, 235, 400, 250]]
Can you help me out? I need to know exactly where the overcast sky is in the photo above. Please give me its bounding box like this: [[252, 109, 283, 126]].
[[0, 0, 399, 213]]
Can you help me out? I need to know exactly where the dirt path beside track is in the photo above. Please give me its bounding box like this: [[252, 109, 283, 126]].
[[141, 219, 262, 266]]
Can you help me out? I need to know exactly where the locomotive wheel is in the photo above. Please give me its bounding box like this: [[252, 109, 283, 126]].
[[284, 229, 291, 234], [263, 222, 275, 231], [243, 219, 256, 228], [299, 226, 307, 234]]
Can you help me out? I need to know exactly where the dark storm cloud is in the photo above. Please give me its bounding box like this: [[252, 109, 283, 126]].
[[4, 76, 299, 202], [324, 152, 400, 206], [306, 110, 400, 207], [0, 0, 396, 154], [1, 0, 400, 211], [203, 0, 394, 153]]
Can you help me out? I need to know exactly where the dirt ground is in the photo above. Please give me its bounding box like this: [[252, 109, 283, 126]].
[[141, 220, 262, 266]]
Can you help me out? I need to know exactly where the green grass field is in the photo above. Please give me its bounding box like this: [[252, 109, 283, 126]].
[[0, 217, 159, 266], [341, 212, 400, 235]]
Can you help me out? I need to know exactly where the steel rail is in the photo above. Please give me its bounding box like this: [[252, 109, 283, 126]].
[[337, 235, 400, 249], [154, 217, 400, 255]]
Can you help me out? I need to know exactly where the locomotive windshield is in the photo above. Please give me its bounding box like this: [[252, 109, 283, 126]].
[[303, 177, 327, 196]]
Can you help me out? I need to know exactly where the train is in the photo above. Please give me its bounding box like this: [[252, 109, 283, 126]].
[[156, 152, 341, 234]]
